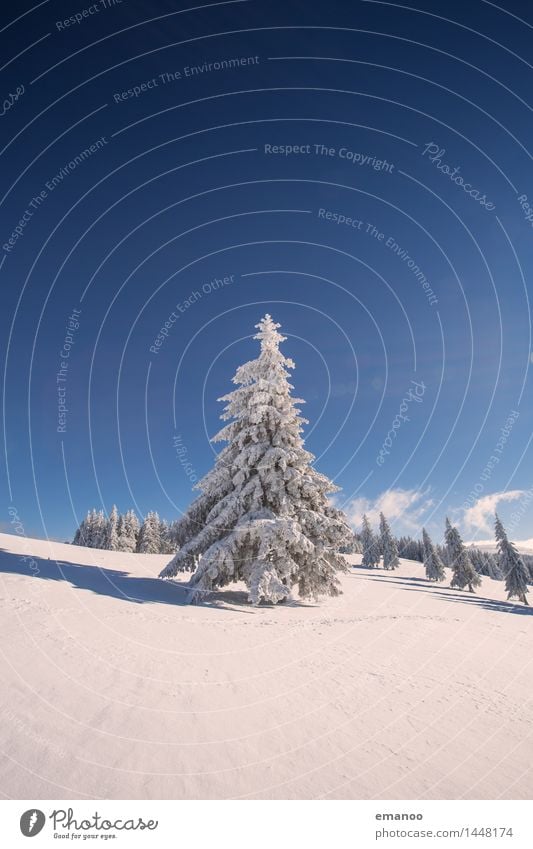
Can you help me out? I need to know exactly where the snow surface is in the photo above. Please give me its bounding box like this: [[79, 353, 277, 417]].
[[0, 531, 531, 800]]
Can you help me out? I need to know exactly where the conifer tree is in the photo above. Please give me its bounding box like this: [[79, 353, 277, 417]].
[[379, 512, 400, 570], [445, 517, 481, 592], [106, 505, 121, 551], [130, 510, 140, 547], [73, 511, 91, 546], [116, 514, 125, 546], [159, 314, 353, 604], [158, 519, 175, 554], [137, 512, 162, 554], [92, 510, 106, 549], [73, 510, 105, 548], [360, 514, 380, 568], [422, 527, 446, 581], [119, 509, 139, 552], [86, 510, 97, 546], [495, 514, 529, 605], [88, 510, 101, 547]]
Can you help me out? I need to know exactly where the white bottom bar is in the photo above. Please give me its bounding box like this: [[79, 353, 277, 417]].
[[1, 799, 532, 848]]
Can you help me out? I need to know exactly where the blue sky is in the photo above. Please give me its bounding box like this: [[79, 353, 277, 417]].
[[1, 0, 532, 544]]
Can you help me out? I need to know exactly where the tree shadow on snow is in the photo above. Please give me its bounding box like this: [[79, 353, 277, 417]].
[[350, 566, 532, 615], [197, 587, 315, 610], [431, 590, 533, 616], [350, 565, 430, 584], [0, 547, 192, 607], [0, 548, 310, 612]]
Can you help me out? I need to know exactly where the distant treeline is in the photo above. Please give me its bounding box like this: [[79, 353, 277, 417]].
[[72, 506, 176, 554], [345, 530, 533, 583], [379, 533, 533, 582]]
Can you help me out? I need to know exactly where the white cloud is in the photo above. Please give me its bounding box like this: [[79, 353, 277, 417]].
[[340, 487, 434, 534], [462, 490, 526, 534]]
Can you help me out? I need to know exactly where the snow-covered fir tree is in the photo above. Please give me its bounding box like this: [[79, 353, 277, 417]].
[[158, 519, 175, 554], [159, 314, 353, 604], [73, 509, 102, 548], [495, 513, 529, 605], [106, 505, 121, 551], [379, 512, 400, 570], [422, 527, 446, 582], [86, 510, 98, 546], [116, 513, 125, 544], [92, 510, 107, 548], [73, 511, 91, 546], [137, 512, 162, 553], [360, 514, 380, 568], [445, 517, 481, 593], [119, 509, 139, 552]]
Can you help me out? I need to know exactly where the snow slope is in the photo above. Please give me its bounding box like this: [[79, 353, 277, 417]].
[[0, 531, 531, 800]]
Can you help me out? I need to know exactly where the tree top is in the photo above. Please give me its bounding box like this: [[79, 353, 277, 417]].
[[254, 314, 287, 351]]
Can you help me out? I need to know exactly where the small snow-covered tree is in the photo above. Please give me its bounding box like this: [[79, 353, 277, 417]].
[[116, 513, 125, 546], [360, 514, 380, 568], [137, 512, 162, 553], [92, 510, 107, 549], [159, 314, 353, 604], [422, 527, 446, 581], [89, 510, 102, 547], [495, 514, 529, 605], [129, 510, 140, 548], [106, 504, 121, 551], [73, 509, 107, 548], [88, 509, 105, 548], [73, 511, 91, 546], [379, 512, 399, 570], [85, 510, 96, 546], [445, 517, 481, 593], [119, 509, 139, 552], [158, 519, 175, 554]]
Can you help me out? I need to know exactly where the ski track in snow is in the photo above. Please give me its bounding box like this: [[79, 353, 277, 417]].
[[0, 532, 531, 800]]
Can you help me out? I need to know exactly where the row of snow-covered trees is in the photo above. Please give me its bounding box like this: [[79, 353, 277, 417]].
[[72, 507, 175, 554], [359, 513, 400, 570], [396, 534, 504, 579], [70, 314, 529, 610], [359, 513, 529, 605], [440, 515, 529, 603]]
